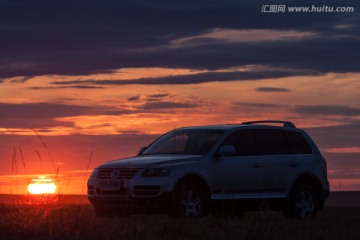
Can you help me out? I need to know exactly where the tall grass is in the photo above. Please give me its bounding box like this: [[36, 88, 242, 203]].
[[0, 204, 359, 240], [30, 128, 56, 172]]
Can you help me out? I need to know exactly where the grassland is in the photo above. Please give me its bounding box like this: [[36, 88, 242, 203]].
[[1, 202, 359, 240]]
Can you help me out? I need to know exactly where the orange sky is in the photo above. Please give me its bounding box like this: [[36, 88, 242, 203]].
[[1, 0, 359, 194], [1, 68, 360, 194]]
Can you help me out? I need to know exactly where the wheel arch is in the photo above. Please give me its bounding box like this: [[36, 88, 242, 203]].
[[173, 174, 211, 198], [170, 174, 212, 217], [289, 172, 325, 209]]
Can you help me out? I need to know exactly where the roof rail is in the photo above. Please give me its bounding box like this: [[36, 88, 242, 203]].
[[241, 120, 296, 128]]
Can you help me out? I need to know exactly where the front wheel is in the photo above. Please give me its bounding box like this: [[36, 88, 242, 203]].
[[286, 185, 319, 219], [172, 183, 209, 217]]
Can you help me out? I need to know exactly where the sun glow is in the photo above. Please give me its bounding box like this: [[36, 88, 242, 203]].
[[27, 176, 57, 194]]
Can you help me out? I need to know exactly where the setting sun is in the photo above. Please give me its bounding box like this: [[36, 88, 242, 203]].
[[27, 176, 57, 195]]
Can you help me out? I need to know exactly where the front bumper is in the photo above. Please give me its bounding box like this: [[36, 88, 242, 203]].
[[87, 167, 178, 214]]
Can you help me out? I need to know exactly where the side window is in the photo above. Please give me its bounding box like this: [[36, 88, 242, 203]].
[[285, 131, 312, 154], [222, 130, 257, 156], [254, 129, 291, 155]]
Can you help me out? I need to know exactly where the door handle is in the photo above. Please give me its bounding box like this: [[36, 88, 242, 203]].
[[252, 162, 261, 168], [289, 161, 298, 167]]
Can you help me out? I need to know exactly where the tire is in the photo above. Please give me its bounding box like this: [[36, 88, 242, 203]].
[[172, 183, 210, 217], [286, 185, 319, 219]]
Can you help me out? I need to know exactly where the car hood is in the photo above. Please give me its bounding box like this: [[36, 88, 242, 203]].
[[99, 154, 202, 169]]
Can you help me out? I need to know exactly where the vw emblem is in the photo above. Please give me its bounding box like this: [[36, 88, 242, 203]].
[[110, 169, 121, 179]]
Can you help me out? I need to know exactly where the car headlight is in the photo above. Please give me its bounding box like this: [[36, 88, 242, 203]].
[[141, 168, 170, 177]]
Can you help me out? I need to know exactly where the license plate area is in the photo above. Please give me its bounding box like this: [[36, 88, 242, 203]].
[[99, 180, 122, 190]]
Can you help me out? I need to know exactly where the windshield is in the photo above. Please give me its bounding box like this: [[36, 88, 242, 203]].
[[142, 129, 224, 155]]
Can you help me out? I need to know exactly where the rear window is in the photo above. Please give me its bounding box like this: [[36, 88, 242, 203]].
[[285, 131, 312, 154], [254, 129, 291, 155], [221, 129, 312, 156], [254, 129, 312, 155]]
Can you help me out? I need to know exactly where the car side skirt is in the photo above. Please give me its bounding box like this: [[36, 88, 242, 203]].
[[211, 192, 287, 200]]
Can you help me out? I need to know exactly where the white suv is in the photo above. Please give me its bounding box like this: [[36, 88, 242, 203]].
[[87, 121, 329, 219]]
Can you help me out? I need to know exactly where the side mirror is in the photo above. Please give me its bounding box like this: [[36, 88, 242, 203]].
[[216, 145, 236, 157], [138, 146, 147, 155]]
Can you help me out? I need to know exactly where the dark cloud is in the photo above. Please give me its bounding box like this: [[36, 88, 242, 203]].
[[230, 102, 289, 117], [0, 97, 203, 128], [0, 102, 93, 119], [305, 123, 360, 149], [0, 118, 74, 129], [255, 87, 291, 92], [232, 102, 360, 121], [145, 37, 359, 73], [294, 105, 360, 116], [232, 103, 360, 117], [147, 94, 172, 99], [51, 69, 320, 86], [127, 94, 172, 102], [0, 102, 133, 128], [127, 95, 141, 101], [0, 102, 91, 128], [0, 0, 359, 78], [29, 85, 104, 90], [127, 93, 199, 110], [232, 102, 281, 109], [139, 101, 198, 110]]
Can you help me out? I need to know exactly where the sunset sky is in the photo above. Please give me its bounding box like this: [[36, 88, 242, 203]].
[[0, 0, 359, 194]]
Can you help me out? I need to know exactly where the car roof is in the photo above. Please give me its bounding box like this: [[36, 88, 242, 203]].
[[176, 121, 297, 131], [177, 124, 244, 131]]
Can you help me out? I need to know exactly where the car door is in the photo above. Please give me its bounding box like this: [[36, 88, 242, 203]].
[[212, 129, 262, 199], [253, 129, 301, 198]]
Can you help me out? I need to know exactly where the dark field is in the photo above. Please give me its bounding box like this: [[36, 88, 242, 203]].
[[1, 192, 360, 240]]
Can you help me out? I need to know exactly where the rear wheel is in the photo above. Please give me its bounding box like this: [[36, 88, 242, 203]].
[[286, 185, 319, 219], [172, 183, 209, 217]]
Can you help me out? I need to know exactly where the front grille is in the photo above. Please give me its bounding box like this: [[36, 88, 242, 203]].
[[98, 168, 138, 179], [96, 188, 128, 196], [134, 185, 161, 197]]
